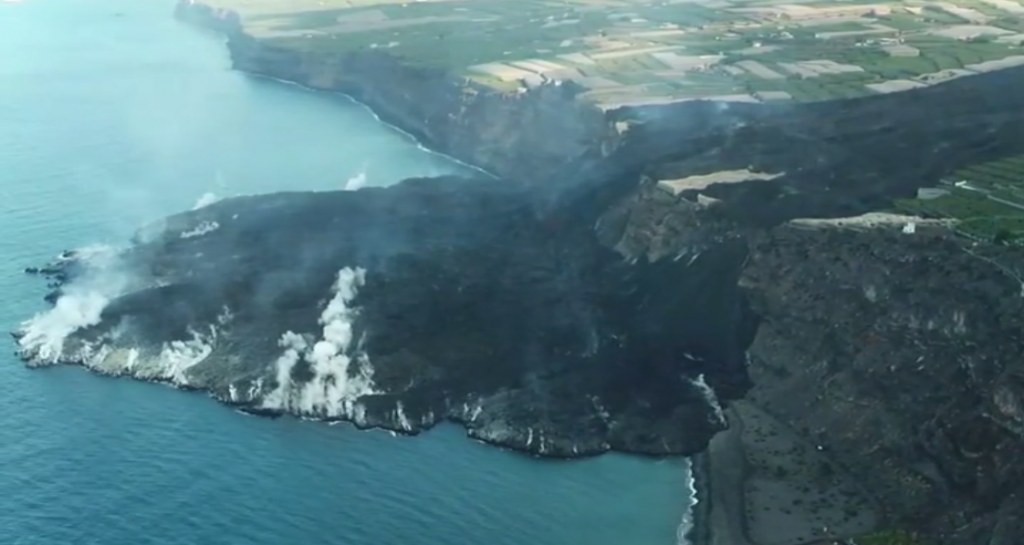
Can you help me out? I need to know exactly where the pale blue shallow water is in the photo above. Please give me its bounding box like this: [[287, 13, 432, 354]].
[[0, 1, 693, 544]]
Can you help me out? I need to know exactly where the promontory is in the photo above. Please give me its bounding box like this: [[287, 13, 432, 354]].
[[15, 1, 1024, 544]]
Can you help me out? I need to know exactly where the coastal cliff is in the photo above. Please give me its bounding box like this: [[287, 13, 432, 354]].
[[172, 0, 1024, 204], [11, 2, 1021, 544], [174, 0, 618, 184], [16, 176, 752, 458], [601, 188, 1024, 543]]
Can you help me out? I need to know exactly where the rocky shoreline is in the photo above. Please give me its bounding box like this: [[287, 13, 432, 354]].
[[12, 2, 1024, 544], [687, 451, 714, 545], [15, 177, 752, 462]]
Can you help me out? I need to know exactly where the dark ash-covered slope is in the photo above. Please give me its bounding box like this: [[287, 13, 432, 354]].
[[15, 176, 752, 457], [741, 216, 1024, 544], [578, 57, 1024, 542], [17, 4, 1024, 542]]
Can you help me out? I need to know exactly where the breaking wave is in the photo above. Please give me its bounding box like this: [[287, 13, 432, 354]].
[[677, 458, 698, 545]]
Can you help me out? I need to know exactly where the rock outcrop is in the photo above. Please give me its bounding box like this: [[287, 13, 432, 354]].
[[741, 215, 1024, 544], [11, 2, 1019, 544], [173, 0, 1024, 204], [597, 180, 1024, 543], [174, 0, 619, 185]]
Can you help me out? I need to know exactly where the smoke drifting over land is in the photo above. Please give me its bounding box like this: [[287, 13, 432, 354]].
[[14, 175, 752, 458]]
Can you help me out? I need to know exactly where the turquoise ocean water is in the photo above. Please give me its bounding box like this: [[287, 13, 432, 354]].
[[0, 1, 694, 544]]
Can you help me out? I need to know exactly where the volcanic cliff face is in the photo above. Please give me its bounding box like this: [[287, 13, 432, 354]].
[[16, 176, 754, 458], [587, 58, 1024, 539], [37, 2, 1024, 542], [595, 179, 1024, 543], [172, 0, 1024, 220], [740, 216, 1024, 544], [174, 0, 619, 184]]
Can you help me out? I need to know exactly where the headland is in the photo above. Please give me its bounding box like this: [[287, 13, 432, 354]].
[[15, 2, 1024, 544]]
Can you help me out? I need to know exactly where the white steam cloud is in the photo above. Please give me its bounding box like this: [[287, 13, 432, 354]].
[[158, 327, 217, 384], [261, 267, 377, 417], [17, 243, 226, 387], [192, 192, 220, 210], [193, 170, 229, 209], [343, 168, 367, 191], [86, 324, 221, 385], [180, 220, 220, 239], [17, 245, 126, 364], [18, 291, 110, 363], [690, 373, 725, 428]]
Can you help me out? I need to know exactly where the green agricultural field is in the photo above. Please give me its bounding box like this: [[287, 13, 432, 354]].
[[993, 16, 1024, 33], [202, 0, 1024, 107], [958, 157, 1024, 190], [921, 6, 970, 24], [956, 0, 1014, 18], [876, 13, 935, 31], [855, 529, 931, 545], [894, 155, 1024, 243]]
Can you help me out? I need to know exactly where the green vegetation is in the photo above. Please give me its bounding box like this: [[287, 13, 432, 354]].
[[921, 6, 969, 25], [855, 529, 931, 545], [205, 0, 1024, 105], [993, 16, 1024, 33], [267, 0, 606, 69], [877, 13, 935, 31], [957, 0, 1013, 18], [955, 156, 1024, 211], [894, 154, 1024, 243]]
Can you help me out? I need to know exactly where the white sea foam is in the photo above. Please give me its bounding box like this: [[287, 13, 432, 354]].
[[192, 192, 219, 210], [261, 267, 377, 417], [57, 244, 119, 264], [180, 220, 220, 238], [16, 244, 127, 364], [677, 457, 698, 545]]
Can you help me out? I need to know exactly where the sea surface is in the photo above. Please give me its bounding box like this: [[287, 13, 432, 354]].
[[0, 1, 694, 544]]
